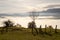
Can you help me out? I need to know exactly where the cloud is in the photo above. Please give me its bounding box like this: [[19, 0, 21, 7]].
[[0, 0, 42, 13], [41, 8, 60, 13], [37, 8, 60, 18], [0, 8, 60, 19], [40, 0, 60, 3], [44, 4, 60, 8], [0, 0, 60, 13]]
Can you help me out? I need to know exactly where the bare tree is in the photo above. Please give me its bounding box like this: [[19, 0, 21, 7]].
[[29, 9, 39, 21], [28, 9, 39, 35]]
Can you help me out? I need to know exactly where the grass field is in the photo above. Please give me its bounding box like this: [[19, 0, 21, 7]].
[[0, 28, 60, 40]]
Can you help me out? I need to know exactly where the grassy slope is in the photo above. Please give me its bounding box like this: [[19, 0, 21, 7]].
[[0, 28, 60, 40]]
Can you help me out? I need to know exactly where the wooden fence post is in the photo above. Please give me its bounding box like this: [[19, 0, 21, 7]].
[[55, 25, 58, 33], [45, 25, 47, 33], [39, 25, 42, 34]]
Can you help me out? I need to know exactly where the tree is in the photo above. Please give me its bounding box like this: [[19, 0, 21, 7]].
[[28, 9, 39, 35], [28, 22, 32, 28], [28, 21, 38, 35], [4, 20, 14, 27], [2, 20, 14, 32], [29, 9, 39, 21]]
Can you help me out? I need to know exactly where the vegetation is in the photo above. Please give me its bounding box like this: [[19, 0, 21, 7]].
[[28, 21, 38, 35], [0, 27, 60, 40], [0, 19, 60, 40], [1, 20, 14, 33], [28, 9, 39, 35]]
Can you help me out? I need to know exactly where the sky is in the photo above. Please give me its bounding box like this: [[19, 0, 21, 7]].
[[0, 0, 60, 28], [0, 0, 60, 13]]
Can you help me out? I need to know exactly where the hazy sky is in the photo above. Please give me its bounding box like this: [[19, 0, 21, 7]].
[[0, 0, 60, 28], [0, 0, 60, 13]]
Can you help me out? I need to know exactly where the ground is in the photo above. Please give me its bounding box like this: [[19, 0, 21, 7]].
[[0, 28, 60, 40]]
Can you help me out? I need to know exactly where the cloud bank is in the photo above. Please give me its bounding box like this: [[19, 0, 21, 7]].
[[0, 0, 60, 13]]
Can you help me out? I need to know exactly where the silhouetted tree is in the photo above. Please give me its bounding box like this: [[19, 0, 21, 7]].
[[28, 21, 38, 35], [1, 20, 14, 33], [31, 21, 38, 34], [28, 9, 39, 35], [28, 22, 32, 28], [29, 9, 39, 21]]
